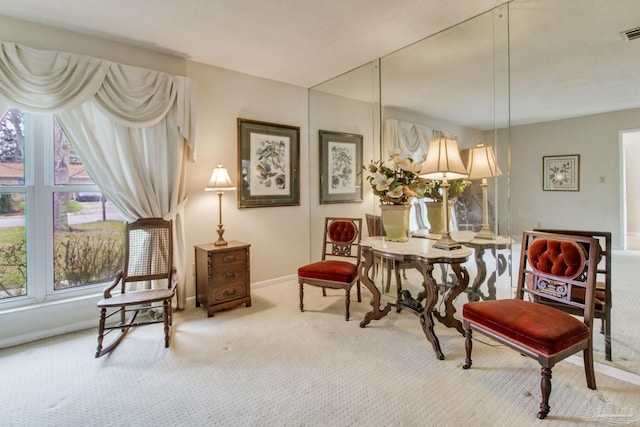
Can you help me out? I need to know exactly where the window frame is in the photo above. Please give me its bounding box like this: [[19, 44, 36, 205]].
[[0, 110, 117, 309]]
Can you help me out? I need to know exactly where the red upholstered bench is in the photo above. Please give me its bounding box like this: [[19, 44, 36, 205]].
[[462, 231, 601, 420]]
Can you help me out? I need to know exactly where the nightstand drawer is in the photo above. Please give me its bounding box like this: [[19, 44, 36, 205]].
[[210, 268, 246, 284], [209, 250, 246, 270], [210, 282, 247, 304]]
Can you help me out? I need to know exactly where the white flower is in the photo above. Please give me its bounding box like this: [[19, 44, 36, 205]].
[[396, 157, 415, 172], [371, 172, 393, 191], [387, 186, 404, 198]]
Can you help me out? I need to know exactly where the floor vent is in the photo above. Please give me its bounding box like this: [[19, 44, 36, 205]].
[[621, 27, 640, 41]]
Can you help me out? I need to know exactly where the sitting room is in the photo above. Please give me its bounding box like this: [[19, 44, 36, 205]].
[[1, 0, 639, 425]]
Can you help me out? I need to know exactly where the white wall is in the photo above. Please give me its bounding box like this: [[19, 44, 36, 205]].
[[0, 14, 310, 347], [510, 107, 640, 248]]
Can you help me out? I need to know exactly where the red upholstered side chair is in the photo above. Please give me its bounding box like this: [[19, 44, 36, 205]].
[[534, 229, 612, 361], [462, 231, 600, 419], [298, 217, 362, 321]]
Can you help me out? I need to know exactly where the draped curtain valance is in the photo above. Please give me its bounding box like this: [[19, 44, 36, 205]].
[[0, 41, 195, 308], [383, 118, 451, 164], [0, 42, 195, 160]]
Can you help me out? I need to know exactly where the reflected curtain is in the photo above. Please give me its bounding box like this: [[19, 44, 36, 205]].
[[383, 118, 451, 163], [0, 42, 195, 308]]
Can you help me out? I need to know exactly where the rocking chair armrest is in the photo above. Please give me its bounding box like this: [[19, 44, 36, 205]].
[[103, 271, 124, 299]]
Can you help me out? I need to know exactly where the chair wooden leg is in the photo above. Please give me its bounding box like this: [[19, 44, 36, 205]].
[[96, 307, 107, 358], [604, 312, 612, 361], [384, 259, 392, 293], [299, 282, 304, 312], [95, 307, 132, 358], [463, 325, 473, 369], [344, 289, 351, 321], [163, 299, 170, 348], [538, 367, 552, 419], [583, 347, 597, 389], [394, 262, 402, 294], [356, 280, 361, 302]]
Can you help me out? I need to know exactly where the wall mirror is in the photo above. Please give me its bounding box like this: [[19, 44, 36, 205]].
[[309, 0, 640, 376], [508, 0, 640, 376]]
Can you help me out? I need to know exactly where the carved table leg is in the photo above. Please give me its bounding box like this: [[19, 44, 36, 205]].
[[433, 261, 469, 335], [486, 252, 508, 300], [360, 247, 392, 328], [468, 247, 487, 302], [418, 261, 444, 360]]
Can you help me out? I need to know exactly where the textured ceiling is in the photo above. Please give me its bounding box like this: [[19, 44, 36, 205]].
[[0, 0, 505, 88], [0, 0, 639, 129]]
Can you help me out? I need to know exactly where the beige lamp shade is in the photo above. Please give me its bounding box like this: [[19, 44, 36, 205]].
[[206, 164, 236, 192], [466, 143, 502, 180], [419, 136, 468, 180]]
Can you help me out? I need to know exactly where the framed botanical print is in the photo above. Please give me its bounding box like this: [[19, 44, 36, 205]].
[[319, 130, 363, 204], [543, 154, 580, 191], [237, 118, 300, 208]]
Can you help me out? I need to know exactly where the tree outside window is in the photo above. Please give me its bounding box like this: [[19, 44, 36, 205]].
[[0, 107, 126, 301]]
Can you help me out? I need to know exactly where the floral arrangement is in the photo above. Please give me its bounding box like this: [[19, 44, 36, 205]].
[[424, 178, 471, 202], [364, 149, 429, 205]]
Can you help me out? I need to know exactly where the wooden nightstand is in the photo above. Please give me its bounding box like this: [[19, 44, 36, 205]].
[[195, 241, 251, 317]]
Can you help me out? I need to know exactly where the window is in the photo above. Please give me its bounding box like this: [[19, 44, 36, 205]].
[[0, 107, 125, 305]]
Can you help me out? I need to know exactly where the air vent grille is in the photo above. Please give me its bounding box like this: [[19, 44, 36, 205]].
[[621, 27, 640, 41]]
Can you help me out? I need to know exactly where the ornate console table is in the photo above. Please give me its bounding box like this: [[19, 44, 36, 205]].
[[359, 236, 472, 360], [413, 230, 512, 301]]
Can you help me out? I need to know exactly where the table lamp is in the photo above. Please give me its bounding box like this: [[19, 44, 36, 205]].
[[205, 164, 236, 246], [465, 142, 502, 240], [419, 136, 468, 250]]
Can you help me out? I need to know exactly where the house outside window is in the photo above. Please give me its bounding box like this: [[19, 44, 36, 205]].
[[0, 107, 125, 306]]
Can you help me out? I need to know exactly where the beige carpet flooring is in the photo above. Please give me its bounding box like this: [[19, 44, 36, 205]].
[[2, 279, 640, 426]]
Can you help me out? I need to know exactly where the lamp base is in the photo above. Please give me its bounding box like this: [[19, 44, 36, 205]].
[[214, 224, 228, 246], [474, 226, 496, 240], [432, 232, 462, 250]]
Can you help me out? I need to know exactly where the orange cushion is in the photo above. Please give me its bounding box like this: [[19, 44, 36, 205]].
[[528, 238, 585, 279], [463, 300, 590, 356], [328, 221, 357, 243], [298, 260, 358, 283]]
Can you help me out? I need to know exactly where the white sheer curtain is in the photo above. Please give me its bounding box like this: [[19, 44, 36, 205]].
[[0, 42, 194, 308], [382, 118, 452, 163]]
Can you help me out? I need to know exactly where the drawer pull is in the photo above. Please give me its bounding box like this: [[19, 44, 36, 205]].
[[223, 271, 236, 280], [223, 255, 236, 263], [223, 288, 237, 297]]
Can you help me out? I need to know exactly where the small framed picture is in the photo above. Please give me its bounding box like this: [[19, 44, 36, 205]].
[[543, 154, 580, 191], [319, 130, 363, 204], [237, 118, 300, 208]]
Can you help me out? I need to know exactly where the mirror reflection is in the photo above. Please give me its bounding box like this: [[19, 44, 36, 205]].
[[309, 0, 640, 376]]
